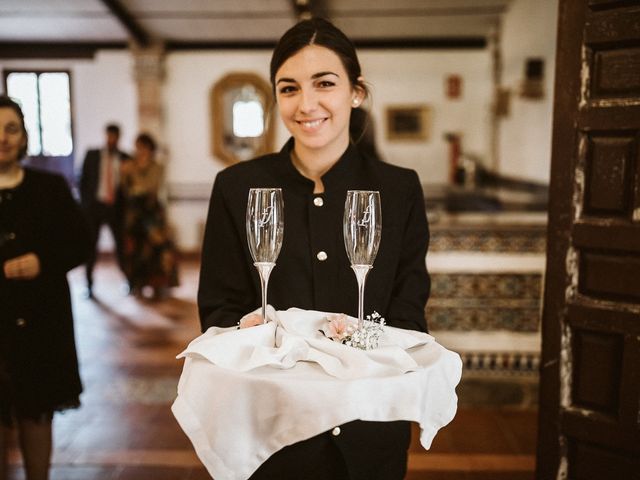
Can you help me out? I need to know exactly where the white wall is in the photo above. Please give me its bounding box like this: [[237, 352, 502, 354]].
[[498, 0, 559, 183], [360, 49, 492, 184]]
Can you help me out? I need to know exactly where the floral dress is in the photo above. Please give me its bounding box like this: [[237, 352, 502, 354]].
[[121, 161, 179, 293]]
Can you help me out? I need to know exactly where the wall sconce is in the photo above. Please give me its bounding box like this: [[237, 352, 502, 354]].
[[520, 57, 545, 99]]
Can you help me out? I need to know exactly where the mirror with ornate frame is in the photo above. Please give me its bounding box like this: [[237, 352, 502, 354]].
[[211, 72, 275, 165]]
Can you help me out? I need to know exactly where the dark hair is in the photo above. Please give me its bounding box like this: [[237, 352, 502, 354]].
[[135, 132, 157, 152], [269, 18, 368, 98], [106, 123, 121, 135], [0, 95, 28, 160], [349, 107, 382, 162]]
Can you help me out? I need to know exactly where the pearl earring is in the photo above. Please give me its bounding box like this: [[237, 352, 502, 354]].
[[352, 99, 359, 107]]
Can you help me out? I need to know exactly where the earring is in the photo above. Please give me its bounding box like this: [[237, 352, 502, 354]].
[[352, 98, 360, 107]]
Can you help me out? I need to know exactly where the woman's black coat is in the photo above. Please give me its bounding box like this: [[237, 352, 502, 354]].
[[0, 168, 90, 416]]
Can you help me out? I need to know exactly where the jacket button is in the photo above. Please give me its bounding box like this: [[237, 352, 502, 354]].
[[313, 197, 324, 207], [16, 318, 27, 327], [331, 427, 341, 436], [316, 251, 328, 261]]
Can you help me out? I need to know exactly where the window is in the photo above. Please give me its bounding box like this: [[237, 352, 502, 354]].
[[5, 70, 74, 157]]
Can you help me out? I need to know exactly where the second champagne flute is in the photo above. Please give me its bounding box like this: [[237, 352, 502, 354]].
[[343, 190, 382, 330], [246, 188, 284, 323]]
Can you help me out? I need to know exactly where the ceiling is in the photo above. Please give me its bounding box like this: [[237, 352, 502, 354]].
[[0, 0, 512, 57]]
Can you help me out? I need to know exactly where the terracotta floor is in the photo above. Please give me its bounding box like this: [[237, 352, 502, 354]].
[[7, 260, 537, 480]]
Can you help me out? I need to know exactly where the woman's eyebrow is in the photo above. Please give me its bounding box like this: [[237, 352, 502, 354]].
[[311, 71, 339, 79], [276, 71, 340, 85]]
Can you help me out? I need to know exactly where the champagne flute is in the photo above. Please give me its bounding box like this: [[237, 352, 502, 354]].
[[343, 190, 381, 330], [246, 188, 284, 323]]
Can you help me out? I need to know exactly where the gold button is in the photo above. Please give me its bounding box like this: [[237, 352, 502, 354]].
[[313, 197, 324, 207], [316, 251, 328, 261], [331, 427, 341, 436], [16, 318, 27, 327]]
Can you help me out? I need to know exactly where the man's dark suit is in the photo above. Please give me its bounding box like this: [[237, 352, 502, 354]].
[[79, 148, 130, 292]]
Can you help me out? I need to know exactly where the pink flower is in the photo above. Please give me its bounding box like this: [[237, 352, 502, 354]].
[[326, 313, 356, 342], [239, 313, 264, 329]]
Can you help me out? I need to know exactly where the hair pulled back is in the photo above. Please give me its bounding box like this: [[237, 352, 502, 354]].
[[269, 18, 368, 98]]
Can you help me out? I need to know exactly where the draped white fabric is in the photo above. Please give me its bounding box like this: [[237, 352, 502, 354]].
[[172, 308, 462, 480]]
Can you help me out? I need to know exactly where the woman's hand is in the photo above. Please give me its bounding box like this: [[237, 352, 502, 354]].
[[3, 252, 41, 280], [239, 313, 264, 329]]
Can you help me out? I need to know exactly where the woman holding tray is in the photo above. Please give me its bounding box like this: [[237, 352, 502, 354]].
[[198, 18, 430, 480]]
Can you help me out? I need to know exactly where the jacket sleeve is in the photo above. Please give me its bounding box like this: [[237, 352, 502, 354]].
[[39, 175, 92, 275], [197, 173, 257, 332], [386, 172, 430, 333], [79, 150, 93, 205]]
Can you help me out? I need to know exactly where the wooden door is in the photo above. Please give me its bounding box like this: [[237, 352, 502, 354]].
[[537, 1, 640, 479]]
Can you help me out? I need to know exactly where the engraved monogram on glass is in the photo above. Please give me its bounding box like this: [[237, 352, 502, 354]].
[[343, 190, 382, 330], [246, 188, 284, 322]]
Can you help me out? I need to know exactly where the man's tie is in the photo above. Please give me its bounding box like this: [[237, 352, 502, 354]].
[[105, 155, 114, 204]]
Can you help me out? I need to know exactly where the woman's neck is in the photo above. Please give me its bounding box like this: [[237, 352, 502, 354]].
[[0, 162, 24, 189], [291, 140, 348, 194]]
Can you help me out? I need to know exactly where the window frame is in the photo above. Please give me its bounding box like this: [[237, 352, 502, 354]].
[[2, 68, 77, 186]]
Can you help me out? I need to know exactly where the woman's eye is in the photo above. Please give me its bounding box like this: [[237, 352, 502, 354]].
[[318, 81, 335, 88], [278, 86, 297, 94]]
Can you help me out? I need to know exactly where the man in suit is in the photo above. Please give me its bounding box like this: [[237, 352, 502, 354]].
[[79, 124, 130, 298]]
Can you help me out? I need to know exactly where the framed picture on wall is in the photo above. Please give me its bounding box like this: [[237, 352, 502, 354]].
[[385, 105, 431, 141]]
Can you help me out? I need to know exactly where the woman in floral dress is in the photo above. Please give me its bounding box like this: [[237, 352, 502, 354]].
[[121, 133, 178, 299]]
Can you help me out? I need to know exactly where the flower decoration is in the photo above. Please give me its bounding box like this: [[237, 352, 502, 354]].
[[321, 312, 386, 350], [326, 313, 357, 342]]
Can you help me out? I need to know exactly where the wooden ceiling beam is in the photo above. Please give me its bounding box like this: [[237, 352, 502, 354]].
[[100, 0, 150, 47], [0, 42, 127, 59]]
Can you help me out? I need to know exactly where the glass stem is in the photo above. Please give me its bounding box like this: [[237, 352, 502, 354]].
[[254, 262, 275, 323], [351, 265, 372, 330]]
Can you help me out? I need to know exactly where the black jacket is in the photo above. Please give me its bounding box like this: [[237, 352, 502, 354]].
[[79, 147, 130, 208], [199, 139, 430, 333], [197, 140, 431, 479], [0, 169, 90, 415]]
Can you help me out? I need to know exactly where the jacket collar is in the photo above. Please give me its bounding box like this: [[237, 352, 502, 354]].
[[274, 138, 363, 195]]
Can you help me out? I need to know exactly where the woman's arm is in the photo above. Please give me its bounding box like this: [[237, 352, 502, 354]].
[[47, 175, 91, 274], [24, 175, 91, 278], [198, 174, 257, 331], [385, 172, 431, 333]]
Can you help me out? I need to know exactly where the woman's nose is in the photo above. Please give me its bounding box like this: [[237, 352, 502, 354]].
[[298, 89, 318, 113]]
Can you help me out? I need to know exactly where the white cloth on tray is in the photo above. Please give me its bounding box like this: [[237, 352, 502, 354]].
[[172, 307, 462, 480]]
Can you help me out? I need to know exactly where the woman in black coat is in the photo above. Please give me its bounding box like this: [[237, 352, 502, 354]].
[[198, 19, 430, 480], [0, 95, 90, 480]]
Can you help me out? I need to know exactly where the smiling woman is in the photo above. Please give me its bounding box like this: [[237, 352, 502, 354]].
[[196, 18, 431, 480]]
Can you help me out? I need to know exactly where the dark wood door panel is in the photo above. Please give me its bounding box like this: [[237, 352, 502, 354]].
[[568, 303, 640, 334], [583, 133, 637, 216], [579, 250, 640, 301], [573, 223, 640, 251], [579, 107, 640, 129], [562, 411, 639, 452], [586, 5, 640, 45], [572, 326, 623, 415], [538, 1, 640, 478], [568, 438, 639, 480]]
